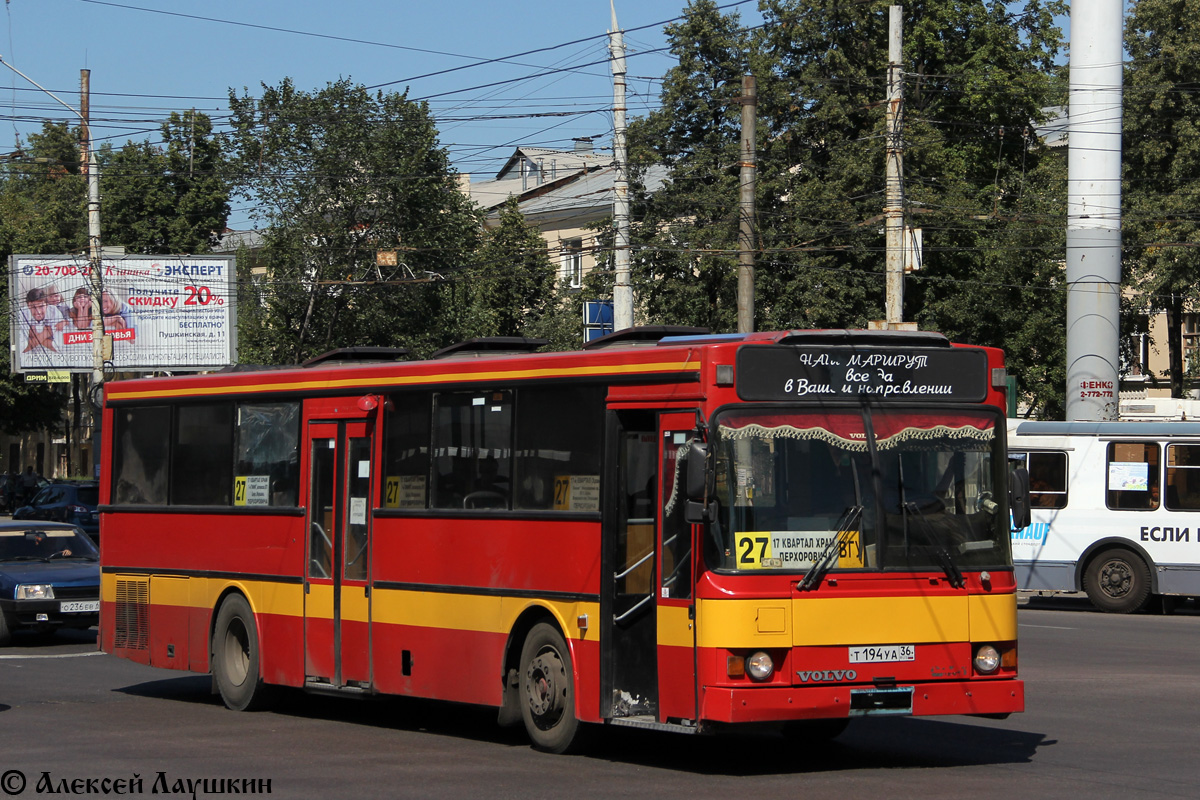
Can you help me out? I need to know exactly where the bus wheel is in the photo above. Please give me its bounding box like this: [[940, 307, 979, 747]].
[[519, 623, 580, 753], [1084, 549, 1151, 614], [781, 718, 851, 741], [212, 595, 274, 711]]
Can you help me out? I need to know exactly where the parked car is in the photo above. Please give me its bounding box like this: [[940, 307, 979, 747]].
[[13, 481, 99, 540], [0, 521, 100, 645]]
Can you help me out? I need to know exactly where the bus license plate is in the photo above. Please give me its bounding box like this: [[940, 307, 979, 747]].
[[848, 645, 915, 663], [59, 601, 99, 613]]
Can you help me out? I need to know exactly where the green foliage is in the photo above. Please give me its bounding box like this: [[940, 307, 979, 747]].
[[0, 122, 82, 432], [1123, 0, 1200, 397], [629, 0, 1068, 416], [226, 79, 482, 363], [100, 111, 230, 254], [463, 197, 556, 338]]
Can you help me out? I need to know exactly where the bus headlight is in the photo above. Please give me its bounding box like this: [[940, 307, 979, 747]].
[[974, 644, 1001, 674], [746, 651, 774, 681], [16, 584, 55, 600]]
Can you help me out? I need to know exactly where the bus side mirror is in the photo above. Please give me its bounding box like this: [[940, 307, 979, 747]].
[[1009, 465, 1031, 530], [684, 439, 709, 523]]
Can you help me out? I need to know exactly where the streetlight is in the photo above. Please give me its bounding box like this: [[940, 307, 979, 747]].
[[0, 56, 106, 473]]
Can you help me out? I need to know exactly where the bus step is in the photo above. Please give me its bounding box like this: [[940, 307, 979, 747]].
[[303, 679, 373, 698], [607, 715, 697, 734]]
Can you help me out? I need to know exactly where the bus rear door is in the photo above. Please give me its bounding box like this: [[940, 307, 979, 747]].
[[304, 418, 375, 690]]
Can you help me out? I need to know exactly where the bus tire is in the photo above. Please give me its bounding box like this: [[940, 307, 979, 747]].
[[212, 594, 274, 711], [1084, 549, 1151, 614], [519, 622, 580, 753]]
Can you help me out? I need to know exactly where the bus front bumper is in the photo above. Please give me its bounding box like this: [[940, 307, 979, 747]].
[[700, 678, 1024, 724]]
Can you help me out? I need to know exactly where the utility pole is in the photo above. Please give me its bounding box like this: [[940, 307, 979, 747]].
[[1065, 0, 1123, 420], [0, 56, 106, 477], [737, 74, 756, 334], [610, 1, 633, 331], [82, 69, 105, 477], [884, 5, 905, 327]]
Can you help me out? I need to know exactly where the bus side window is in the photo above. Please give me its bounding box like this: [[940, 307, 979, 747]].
[[1106, 441, 1160, 511], [1026, 451, 1068, 509], [1166, 444, 1200, 510]]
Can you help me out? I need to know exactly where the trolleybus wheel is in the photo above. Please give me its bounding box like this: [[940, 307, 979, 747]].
[[781, 718, 851, 741], [519, 622, 580, 753], [1084, 548, 1151, 614], [212, 594, 274, 711]]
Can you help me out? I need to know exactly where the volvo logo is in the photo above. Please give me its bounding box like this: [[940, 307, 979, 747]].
[[796, 669, 858, 683]]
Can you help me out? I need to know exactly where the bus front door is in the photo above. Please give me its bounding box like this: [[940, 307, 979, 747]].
[[304, 420, 375, 690], [602, 411, 698, 726]]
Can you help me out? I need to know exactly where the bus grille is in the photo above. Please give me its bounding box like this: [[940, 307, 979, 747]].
[[114, 578, 149, 651]]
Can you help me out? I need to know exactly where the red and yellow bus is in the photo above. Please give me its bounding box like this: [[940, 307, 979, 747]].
[[99, 327, 1024, 752]]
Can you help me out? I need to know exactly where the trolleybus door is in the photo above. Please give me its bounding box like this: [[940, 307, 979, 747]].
[[304, 419, 375, 689]]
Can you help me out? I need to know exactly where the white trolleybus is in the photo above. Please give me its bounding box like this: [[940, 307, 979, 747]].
[[1008, 420, 1200, 613]]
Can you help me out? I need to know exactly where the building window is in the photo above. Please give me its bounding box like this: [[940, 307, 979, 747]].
[[1184, 314, 1200, 372], [561, 239, 583, 290]]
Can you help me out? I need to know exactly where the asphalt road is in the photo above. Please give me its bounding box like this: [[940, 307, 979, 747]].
[[1, 597, 1198, 800]]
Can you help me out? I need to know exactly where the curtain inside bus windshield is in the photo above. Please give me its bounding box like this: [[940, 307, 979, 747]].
[[711, 408, 1008, 574]]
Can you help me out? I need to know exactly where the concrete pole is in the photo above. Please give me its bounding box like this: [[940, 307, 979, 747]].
[[1066, 0, 1123, 421], [885, 6, 905, 327], [610, 3, 633, 331], [737, 75, 757, 334]]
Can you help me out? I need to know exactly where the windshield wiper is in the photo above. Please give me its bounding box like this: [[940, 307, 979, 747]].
[[904, 501, 965, 588], [798, 505, 863, 591]]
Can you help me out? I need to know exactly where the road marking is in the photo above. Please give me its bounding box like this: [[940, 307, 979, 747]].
[[1019, 623, 1076, 630], [0, 651, 104, 660]]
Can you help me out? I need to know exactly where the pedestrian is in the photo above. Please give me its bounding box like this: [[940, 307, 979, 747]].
[[18, 466, 40, 509]]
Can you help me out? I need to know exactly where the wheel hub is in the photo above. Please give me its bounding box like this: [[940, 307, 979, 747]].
[[1101, 561, 1132, 597], [525, 652, 563, 718]]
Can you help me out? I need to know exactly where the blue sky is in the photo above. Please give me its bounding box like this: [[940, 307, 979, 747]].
[[0, 0, 763, 227]]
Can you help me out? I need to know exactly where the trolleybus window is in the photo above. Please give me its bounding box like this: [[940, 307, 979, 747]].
[[1166, 444, 1200, 511], [1024, 451, 1068, 508], [1106, 442, 1160, 511]]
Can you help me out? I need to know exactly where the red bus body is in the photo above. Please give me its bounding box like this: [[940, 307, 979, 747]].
[[99, 329, 1022, 749]]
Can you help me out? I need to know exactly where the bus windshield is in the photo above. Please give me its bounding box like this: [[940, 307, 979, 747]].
[[710, 406, 1011, 575]]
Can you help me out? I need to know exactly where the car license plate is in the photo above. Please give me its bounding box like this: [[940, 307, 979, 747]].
[[848, 645, 915, 663], [59, 600, 99, 613]]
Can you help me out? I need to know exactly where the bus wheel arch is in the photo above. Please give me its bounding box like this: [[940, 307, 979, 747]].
[[210, 591, 276, 711], [1082, 545, 1153, 614]]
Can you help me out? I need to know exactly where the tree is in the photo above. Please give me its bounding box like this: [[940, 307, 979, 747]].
[[630, 0, 1068, 416], [100, 110, 230, 254], [0, 122, 83, 433], [627, 0, 752, 331], [464, 197, 557, 339], [226, 79, 483, 363], [1123, 0, 1200, 398]]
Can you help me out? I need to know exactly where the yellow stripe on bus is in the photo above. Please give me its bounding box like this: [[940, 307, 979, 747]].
[[694, 594, 1015, 649], [102, 574, 601, 641], [105, 360, 701, 401]]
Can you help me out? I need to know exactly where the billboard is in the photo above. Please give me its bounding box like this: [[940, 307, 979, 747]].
[[9, 254, 237, 373]]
